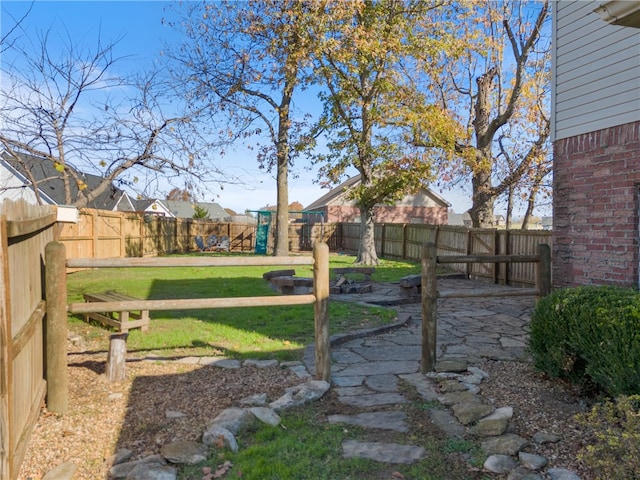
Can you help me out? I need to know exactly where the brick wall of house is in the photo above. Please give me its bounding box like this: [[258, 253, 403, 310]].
[[324, 205, 447, 224], [553, 120, 640, 288], [373, 206, 447, 224]]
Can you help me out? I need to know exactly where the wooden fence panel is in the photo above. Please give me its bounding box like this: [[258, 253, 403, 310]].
[[378, 224, 405, 259], [404, 224, 438, 261], [58, 210, 95, 258], [0, 199, 57, 480], [468, 229, 497, 281], [339, 223, 361, 253], [507, 230, 553, 287], [57, 208, 551, 285]]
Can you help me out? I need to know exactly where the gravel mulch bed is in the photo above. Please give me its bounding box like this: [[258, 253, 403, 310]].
[[18, 343, 597, 479]]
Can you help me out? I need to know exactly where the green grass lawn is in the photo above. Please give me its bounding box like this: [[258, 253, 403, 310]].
[[66, 253, 420, 361]]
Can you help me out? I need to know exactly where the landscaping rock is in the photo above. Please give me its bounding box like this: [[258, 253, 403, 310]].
[[438, 390, 479, 406], [125, 463, 177, 480], [481, 433, 529, 455], [452, 401, 495, 425], [202, 425, 238, 452], [110, 455, 167, 478], [269, 380, 330, 411], [42, 462, 77, 480], [518, 452, 548, 470], [209, 407, 254, 434], [547, 468, 582, 480], [532, 431, 561, 444], [483, 454, 518, 474], [507, 467, 544, 480], [243, 359, 278, 368], [473, 417, 509, 436], [240, 393, 268, 406], [250, 406, 281, 426], [160, 441, 208, 465], [435, 359, 468, 372]]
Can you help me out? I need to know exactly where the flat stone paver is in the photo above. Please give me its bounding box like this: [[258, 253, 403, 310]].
[[342, 440, 425, 464], [328, 411, 409, 432], [337, 392, 408, 407], [298, 279, 579, 479]]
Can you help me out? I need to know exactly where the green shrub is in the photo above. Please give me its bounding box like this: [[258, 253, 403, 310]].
[[529, 285, 640, 396], [576, 395, 640, 478]]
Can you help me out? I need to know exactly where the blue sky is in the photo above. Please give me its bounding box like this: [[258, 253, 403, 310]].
[[1, 0, 473, 214]]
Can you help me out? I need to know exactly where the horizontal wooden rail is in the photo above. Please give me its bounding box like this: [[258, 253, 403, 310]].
[[68, 295, 316, 314], [421, 242, 551, 374], [437, 254, 539, 264], [67, 256, 314, 268], [51, 243, 332, 383]]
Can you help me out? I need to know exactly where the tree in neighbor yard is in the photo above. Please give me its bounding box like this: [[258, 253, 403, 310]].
[[417, 0, 551, 228], [0, 28, 226, 207], [166, 0, 314, 256], [306, 0, 460, 265]]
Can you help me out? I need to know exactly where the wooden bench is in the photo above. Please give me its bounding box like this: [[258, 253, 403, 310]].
[[399, 274, 422, 296], [82, 291, 150, 333]]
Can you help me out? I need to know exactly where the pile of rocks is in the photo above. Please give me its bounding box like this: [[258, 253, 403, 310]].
[[427, 359, 581, 480], [104, 377, 330, 480]]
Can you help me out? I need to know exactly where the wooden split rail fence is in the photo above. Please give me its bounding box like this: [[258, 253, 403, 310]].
[[44, 242, 332, 410], [420, 242, 552, 373]]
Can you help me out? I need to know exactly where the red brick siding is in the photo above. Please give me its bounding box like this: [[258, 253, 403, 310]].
[[553, 120, 640, 287], [323, 205, 448, 224], [372, 206, 447, 224]]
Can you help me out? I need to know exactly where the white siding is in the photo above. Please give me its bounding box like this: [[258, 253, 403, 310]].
[[553, 0, 640, 140], [0, 164, 52, 205]]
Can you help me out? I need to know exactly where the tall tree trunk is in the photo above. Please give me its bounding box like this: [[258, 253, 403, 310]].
[[521, 182, 539, 230], [355, 204, 379, 265], [273, 76, 295, 257], [469, 150, 495, 228], [468, 68, 497, 228], [505, 185, 514, 229]]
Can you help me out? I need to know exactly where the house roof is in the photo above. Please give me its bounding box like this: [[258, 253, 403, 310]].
[[0, 151, 124, 210], [448, 211, 471, 226], [162, 200, 229, 219], [304, 174, 451, 210]]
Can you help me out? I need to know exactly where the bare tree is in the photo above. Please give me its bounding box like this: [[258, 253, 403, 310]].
[[421, 0, 551, 228], [0, 26, 227, 207], [0, 1, 33, 53]]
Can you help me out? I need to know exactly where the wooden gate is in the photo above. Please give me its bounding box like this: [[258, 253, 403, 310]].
[[0, 200, 58, 480]]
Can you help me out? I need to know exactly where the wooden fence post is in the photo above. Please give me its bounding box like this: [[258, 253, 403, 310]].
[[421, 242, 438, 373], [106, 333, 129, 382], [536, 243, 552, 298], [313, 242, 330, 382], [45, 241, 68, 413]]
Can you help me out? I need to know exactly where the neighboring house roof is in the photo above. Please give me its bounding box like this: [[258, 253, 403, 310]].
[[0, 151, 124, 209], [113, 193, 136, 212], [305, 175, 451, 210], [131, 199, 175, 217], [0, 159, 57, 205], [448, 211, 472, 226], [163, 200, 229, 219]]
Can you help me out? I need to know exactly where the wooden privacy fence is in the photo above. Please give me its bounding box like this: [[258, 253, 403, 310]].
[[58, 208, 552, 287], [59, 208, 258, 258], [0, 200, 58, 480], [419, 242, 552, 373], [340, 223, 552, 287], [44, 242, 332, 402]]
